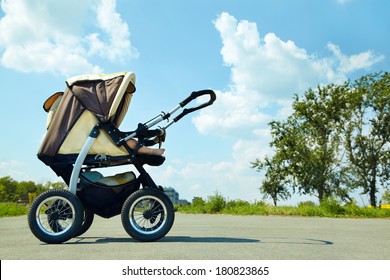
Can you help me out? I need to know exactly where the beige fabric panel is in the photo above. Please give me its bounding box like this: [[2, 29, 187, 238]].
[[108, 72, 136, 123], [113, 93, 132, 127], [66, 71, 135, 87], [58, 110, 129, 156]]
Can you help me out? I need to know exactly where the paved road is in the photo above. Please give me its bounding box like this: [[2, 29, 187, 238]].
[[1, 213, 389, 260]]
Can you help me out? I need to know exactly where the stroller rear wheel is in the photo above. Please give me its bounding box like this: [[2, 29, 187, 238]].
[[28, 189, 84, 244], [121, 188, 175, 242]]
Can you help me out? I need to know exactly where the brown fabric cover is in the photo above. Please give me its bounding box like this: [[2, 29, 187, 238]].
[[38, 75, 134, 158]]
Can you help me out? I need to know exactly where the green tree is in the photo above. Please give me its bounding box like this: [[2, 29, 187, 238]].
[[344, 72, 389, 207], [0, 176, 62, 203], [253, 82, 353, 204], [251, 155, 291, 206], [16, 181, 37, 202], [290, 82, 352, 202], [0, 176, 19, 202], [252, 72, 388, 206], [258, 83, 350, 203]]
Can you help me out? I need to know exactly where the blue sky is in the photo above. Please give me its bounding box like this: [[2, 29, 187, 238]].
[[0, 0, 389, 205]]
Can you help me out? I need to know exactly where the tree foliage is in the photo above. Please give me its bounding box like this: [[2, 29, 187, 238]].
[[344, 72, 389, 206], [0, 176, 65, 203], [252, 72, 389, 207], [251, 155, 291, 206]]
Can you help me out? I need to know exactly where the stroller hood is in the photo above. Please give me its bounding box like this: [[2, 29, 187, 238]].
[[38, 72, 136, 159]]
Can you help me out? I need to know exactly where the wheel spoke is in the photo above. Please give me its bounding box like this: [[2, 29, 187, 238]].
[[149, 200, 156, 210], [150, 202, 163, 213]]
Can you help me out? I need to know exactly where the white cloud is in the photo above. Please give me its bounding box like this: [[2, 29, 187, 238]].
[[151, 159, 262, 202], [193, 89, 272, 136], [85, 0, 138, 62], [327, 43, 384, 74], [0, 160, 31, 181], [0, 0, 137, 76], [1, 42, 103, 75], [187, 12, 384, 203], [193, 12, 384, 136]]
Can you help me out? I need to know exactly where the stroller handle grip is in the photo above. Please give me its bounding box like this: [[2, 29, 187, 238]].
[[174, 90, 216, 122], [133, 89, 216, 135], [180, 89, 216, 108]]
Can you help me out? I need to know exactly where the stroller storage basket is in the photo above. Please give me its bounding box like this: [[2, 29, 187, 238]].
[[78, 171, 140, 218]]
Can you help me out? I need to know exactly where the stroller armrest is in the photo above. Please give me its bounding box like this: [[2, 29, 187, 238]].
[[143, 139, 158, 147], [99, 122, 164, 148], [133, 123, 165, 139], [128, 123, 166, 147]]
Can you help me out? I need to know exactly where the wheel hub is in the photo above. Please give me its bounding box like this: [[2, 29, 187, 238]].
[[143, 210, 153, 220], [50, 211, 60, 221]]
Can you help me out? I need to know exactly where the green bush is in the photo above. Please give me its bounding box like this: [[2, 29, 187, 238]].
[[226, 199, 250, 209], [192, 197, 206, 208], [175, 192, 390, 218], [320, 197, 346, 216], [298, 201, 316, 208], [0, 203, 28, 217], [206, 192, 226, 213]]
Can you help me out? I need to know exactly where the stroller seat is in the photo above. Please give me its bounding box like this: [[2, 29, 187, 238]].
[[37, 71, 165, 183], [39, 71, 135, 158]]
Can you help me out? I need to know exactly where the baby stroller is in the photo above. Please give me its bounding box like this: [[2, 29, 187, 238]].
[[28, 71, 216, 244]]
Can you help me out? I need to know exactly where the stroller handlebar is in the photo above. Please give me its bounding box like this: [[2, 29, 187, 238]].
[[122, 89, 216, 143], [173, 89, 216, 122], [179, 89, 216, 108]]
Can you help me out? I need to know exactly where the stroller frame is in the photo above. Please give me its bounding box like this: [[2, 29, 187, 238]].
[[68, 90, 210, 195], [28, 71, 216, 244]]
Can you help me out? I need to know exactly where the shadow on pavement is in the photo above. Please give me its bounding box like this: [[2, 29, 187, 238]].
[[259, 237, 333, 245], [66, 236, 259, 244], [67, 236, 332, 245]]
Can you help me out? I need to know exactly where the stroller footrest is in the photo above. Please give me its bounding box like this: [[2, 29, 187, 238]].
[[137, 155, 165, 166]]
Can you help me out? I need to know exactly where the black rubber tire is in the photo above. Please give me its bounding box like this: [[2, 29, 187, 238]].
[[73, 209, 94, 237], [121, 188, 175, 242], [27, 189, 84, 244]]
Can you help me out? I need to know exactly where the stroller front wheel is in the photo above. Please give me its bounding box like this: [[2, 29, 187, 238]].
[[121, 188, 175, 242], [27, 189, 84, 244]]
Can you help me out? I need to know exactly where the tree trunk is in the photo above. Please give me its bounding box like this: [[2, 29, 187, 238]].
[[272, 195, 278, 207], [369, 168, 377, 207], [318, 186, 324, 203]]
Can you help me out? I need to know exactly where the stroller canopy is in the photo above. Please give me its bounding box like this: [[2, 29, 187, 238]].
[[38, 72, 136, 162]]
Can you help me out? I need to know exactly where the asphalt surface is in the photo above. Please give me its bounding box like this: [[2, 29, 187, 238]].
[[1, 213, 389, 260]]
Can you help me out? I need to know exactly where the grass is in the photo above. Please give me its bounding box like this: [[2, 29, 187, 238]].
[[176, 203, 390, 218], [176, 195, 390, 219], [1, 197, 390, 219], [0, 203, 29, 217]]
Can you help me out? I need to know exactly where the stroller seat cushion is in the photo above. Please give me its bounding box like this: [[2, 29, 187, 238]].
[[82, 171, 103, 182], [97, 172, 136, 186], [82, 171, 136, 186]]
